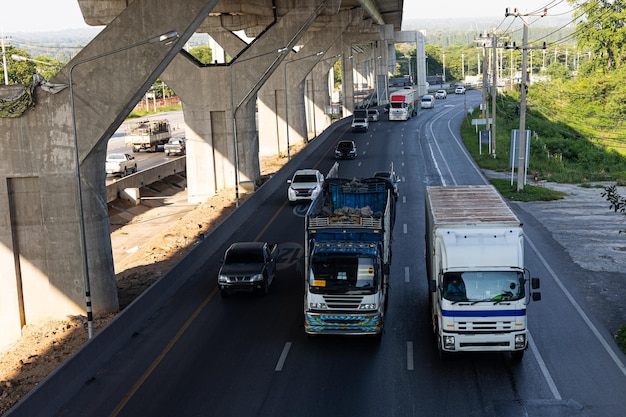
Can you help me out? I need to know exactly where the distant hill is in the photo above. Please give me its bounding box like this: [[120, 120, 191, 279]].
[[402, 16, 576, 46], [6, 28, 212, 62], [7, 28, 103, 61]]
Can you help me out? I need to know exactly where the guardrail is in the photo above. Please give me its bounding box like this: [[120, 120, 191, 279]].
[[106, 156, 187, 203]]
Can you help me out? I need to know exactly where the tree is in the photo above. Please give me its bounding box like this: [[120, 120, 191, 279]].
[[4, 46, 37, 84], [188, 45, 213, 64], [602, 185, 626, 233], [333, 60, 342, 89], [570, 0, 626, 70], [547, 61, 571, 81]]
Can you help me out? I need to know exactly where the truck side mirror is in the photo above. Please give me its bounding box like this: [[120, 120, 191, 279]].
[[428, 279, 437, 293], [532, 292, 541, 301], [531, 277, 540, 289]]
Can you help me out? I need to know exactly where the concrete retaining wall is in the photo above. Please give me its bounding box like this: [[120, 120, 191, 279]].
[[6, 117, 350, 417]]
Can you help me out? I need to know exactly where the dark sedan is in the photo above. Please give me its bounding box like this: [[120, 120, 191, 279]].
[[334, 140, 357, 159]]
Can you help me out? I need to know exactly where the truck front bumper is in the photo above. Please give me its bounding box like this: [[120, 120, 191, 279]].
[[439, 331, 527, 353], [305, 312, 382, 335]]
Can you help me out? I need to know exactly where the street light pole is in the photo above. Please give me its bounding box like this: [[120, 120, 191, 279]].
[[69, 30, 178, 338]]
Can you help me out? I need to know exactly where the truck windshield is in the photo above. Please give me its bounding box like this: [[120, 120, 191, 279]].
[[310, 255, 377, 290], [442, 271, 525, 302], [390, 102, 406, 109]]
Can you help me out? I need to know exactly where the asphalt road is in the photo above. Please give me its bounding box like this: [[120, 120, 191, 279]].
[[51, 91, 626, 417]]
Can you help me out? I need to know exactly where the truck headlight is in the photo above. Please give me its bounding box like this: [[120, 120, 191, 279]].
[[515, 334, 526, 349], [309, 302, 327, 309], [218, 275, 229, 283], [444, 336, 455, 350], [251, 274, 263, 282], [358, 303, 377, 310]]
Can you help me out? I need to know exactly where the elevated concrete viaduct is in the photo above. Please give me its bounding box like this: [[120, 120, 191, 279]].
[[0, 0, 405, 350]]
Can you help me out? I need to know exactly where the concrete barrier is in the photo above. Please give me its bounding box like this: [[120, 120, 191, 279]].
[[106, 156, 187, 203], [5, 117, 350, 417]]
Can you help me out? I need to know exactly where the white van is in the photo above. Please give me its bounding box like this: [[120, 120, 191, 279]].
[[421, 95, 435, 109]]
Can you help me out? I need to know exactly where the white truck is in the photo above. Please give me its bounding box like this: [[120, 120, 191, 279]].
[[425, 185, 541, 360], [124, 119, 172, 153], [389, 88, 417, 121]]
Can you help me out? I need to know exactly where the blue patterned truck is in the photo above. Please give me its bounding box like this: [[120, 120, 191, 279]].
[[304, 177, 395, 336]]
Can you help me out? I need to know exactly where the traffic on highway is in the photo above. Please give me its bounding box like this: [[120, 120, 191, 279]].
[[105, 111, 187, 181], [50, 91, 626, 417]]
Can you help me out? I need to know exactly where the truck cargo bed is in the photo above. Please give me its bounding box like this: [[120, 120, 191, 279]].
[[426, 185, 520, 226]]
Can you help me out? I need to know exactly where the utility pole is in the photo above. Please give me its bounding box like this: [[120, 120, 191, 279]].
[[505, 7, 547, 191], [475, 32, 498, 156], [491, 34, 497, 157], [461, 53, 465, 80], [1, 33, 10, 85]]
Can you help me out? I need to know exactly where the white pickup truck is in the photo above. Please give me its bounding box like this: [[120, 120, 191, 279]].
[[105, 153, 137, 177]]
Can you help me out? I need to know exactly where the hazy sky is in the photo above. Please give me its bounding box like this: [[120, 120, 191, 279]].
[[403, 0, 574, 20], [2, 0, 575, 33]]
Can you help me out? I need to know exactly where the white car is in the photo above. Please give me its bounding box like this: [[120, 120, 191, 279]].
[[421, 95, 435, 109], [287, 169, 324, 203], [435, 90, 447, 99], [455, 86, 466, 94], [367, 109, 380, 122]]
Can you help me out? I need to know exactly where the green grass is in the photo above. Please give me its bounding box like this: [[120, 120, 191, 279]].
[[489, 178, 567, 201], [128, 104, 182, 119]]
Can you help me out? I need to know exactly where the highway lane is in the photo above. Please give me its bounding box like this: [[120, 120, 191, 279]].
[[54, 91, 626, 417]]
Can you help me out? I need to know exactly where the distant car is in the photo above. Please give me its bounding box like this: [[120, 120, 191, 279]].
[[351, 112, 369, 132], [287, 169, 324, 203], [373, 170, 400, 200], [367, 109, 380, 122], [105, 153, 137, 177], [435, 90, 447, 99], [455, 86, 466, 94], [421, 95, 435, 109], [335, 140, 357, 159], [164, 137, 186, 156]]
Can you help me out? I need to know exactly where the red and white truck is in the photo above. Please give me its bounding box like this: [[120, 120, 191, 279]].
[[389, 88, 418, 121]]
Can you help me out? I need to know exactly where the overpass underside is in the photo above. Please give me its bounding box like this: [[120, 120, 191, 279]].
[[0, 0, 418, 350]]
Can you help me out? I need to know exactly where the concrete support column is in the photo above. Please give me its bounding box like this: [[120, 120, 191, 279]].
[[308, 55, 340, 137], [0, 0, 218, 349], [163, 1, 329, 199], [258, 9, 351, 156], [342, 50, 355, 117]]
